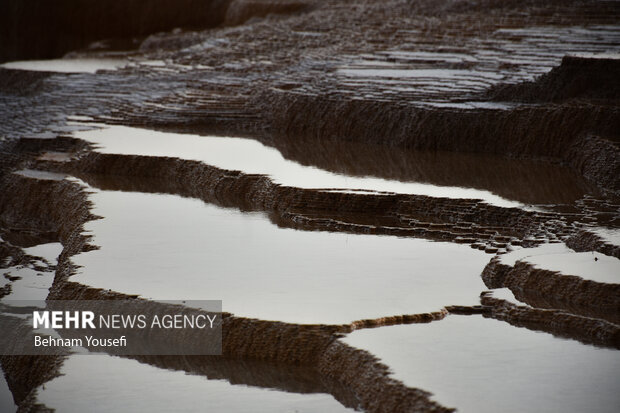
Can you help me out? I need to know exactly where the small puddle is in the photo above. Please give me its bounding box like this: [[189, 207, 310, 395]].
[[72, 125, 527, 208], [36, 355, 355, 413], [36, 151, 75, 163], [71, 188, 490, 324], [500, 243, 620, 284], [0, 58, 127, 74], [13, 169, 68, 181], [343, 315, 620, 413]]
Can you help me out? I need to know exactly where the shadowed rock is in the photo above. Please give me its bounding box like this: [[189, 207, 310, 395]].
[[481, 291, 620, 349], [482, 257, 620, 324]]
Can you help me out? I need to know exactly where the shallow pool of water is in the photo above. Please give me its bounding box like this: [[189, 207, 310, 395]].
[[0, 58, 126, 73], [72, 125, 526, 208], [71, 187, 490, 324], [36, 355, 354, 413], [343, 315, 620, 413], [14, 169, 68, 181], [500, 243, 620, 284]]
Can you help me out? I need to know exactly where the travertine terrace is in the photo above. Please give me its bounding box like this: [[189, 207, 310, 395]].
[[0, 0, 618, 412]]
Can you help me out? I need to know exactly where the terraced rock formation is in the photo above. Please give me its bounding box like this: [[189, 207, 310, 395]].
[[0, 0, 618, 412]]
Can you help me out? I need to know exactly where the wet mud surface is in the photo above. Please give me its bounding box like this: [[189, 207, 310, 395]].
[[1, 0, 619, 412]]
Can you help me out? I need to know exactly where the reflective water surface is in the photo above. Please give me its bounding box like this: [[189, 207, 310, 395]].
[[14, 169, 68, 181], [500, 243, 620, 284], [343, 315, 620, 413], [0, 58, 126, 73], [72, 125, 598, 206], [37, 355, 355, 413], [73, 125, 530, 208], [71, 188, 490, 324]]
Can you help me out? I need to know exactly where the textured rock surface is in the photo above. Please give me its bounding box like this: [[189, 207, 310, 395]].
[[0, 0, 618, 411]]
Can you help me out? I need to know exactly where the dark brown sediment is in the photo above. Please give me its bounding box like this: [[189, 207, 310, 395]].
[[480, 257, 514, 289], [482, 257, 620, 324], [480, 291, 620, 349], [346, 310, 448, 332], [0, 174, 96, 263], [444, 305, 491, 315]]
